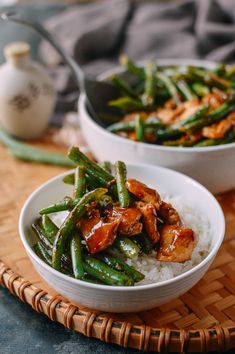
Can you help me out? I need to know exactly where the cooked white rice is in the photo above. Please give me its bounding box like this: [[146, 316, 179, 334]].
[[50, 195, 212, 285]]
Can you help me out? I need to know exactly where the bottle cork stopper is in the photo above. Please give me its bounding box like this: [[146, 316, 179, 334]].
[[4, 42, 30, 60]]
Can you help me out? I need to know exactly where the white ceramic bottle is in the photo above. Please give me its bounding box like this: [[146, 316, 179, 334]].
[[0, 42, 56, 139]]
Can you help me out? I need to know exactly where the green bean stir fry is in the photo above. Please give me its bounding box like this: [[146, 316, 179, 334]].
[[106, 56, 235, 147], [32, 147, 196, 286]]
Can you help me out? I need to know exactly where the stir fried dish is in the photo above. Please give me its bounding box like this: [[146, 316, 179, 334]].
[[32, 147, 197, 286], [107, 56, 235, 147]]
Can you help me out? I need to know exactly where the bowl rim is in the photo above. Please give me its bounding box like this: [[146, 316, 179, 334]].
[[79, 57, 235, 153], [19, 163, 225, 292]]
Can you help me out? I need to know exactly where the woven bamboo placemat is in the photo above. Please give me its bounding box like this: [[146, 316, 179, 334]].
[[1, 136, 235, 353]]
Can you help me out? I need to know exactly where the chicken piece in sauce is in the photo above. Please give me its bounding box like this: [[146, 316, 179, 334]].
[[156, 225, 197, 263], [156, 105, 185, 125], [176, 99, 200, 123], [107, 206, 143, 236], [80, 208, 121, 254], [126, 178, 161, 210], [159, 201, 182, 226], [136, 201, 160, 243], [202, 111, 235, 139], [202, 91, 225, 110]]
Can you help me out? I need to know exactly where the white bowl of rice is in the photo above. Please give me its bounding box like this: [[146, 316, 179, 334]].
[[19, 163, 225, 313]]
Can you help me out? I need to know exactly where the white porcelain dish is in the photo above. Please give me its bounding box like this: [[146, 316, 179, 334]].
[[19, 163, 225, 313], [78, 59, 235, 194]]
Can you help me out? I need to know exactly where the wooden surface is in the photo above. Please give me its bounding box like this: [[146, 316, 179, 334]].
[[1, 138, 235, 352], [0, 136, 67, 294]]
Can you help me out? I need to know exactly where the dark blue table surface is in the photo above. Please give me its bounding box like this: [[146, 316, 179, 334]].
[[1, 286, 234, 354]]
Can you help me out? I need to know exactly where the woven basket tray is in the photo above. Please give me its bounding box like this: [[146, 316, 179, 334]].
[[1, 137, 235, 353]]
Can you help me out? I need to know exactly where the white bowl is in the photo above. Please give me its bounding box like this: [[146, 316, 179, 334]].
[[19, 163, 225, 313], [78, 59, 235, 194]]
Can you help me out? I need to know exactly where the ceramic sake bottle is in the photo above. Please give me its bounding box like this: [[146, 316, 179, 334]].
[[0, 42, 56, 139]]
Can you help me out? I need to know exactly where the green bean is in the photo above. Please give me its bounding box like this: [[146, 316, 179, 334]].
[[100, 254, 144, 283], [8, 146, 75, 167], [68, 147, 117, 199], [33, 222, 73, 267], [74, 166, 86, 199], [34, 242, 72, 275], [114, 237, 140, 259], [102, 255, 122, 271], [196, 138, 222, 147], [84, 174, 104, 190], [109, 96, 144, 112], [191, 82, 210, 97], [69, 147, 114, 181], [145, 116, 164, 128], [106, 245, 125, 259], [135, 114, 145, 141], [208, 72, 231, 89], [0, 129, 76, 167], [68, 147, 114, 187], [115, 161, 130, 208], [213, 63, 226, 76], [111, 75, 138, 98], [70, 232, 85, 279], [108, 116, 163, 133], [188, 67, 230, 90], [177, 104, 209, 128], [39, 196, 75, 215], [185, 100, 235, 133], [98, 161, 112, 174], [187, 66, 207, 79], [33, 242, 52, 266], [155, 127, 182, 141], [52, 188, 107, 271], [142, 63, 156, 105], [133, 233, 153, 254], [32, 223, 52, 249], [41, 215, 58, 243], [33, 221, 72, 271], [131, 236, 143, 252], [82, 276, 104, 284], [108, 121, 137, 133], [83, 256, 133, 286], [177, 80, 195, 100], [63, 173, 101, 189], [119, 54, 145, 80], [208, 98, 235, 119], [225, 65, 235, 79], [156, 72, 181, 106]]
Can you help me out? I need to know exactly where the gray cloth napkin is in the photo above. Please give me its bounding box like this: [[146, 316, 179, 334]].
[[39, 0, 235, 114]]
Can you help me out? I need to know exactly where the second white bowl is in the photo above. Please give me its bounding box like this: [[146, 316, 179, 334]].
[[79, 59, 235, 194]]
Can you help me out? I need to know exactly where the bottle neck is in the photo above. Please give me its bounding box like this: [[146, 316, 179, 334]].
[[7, 54, 30, 68], [4, 42, 31, 69]]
